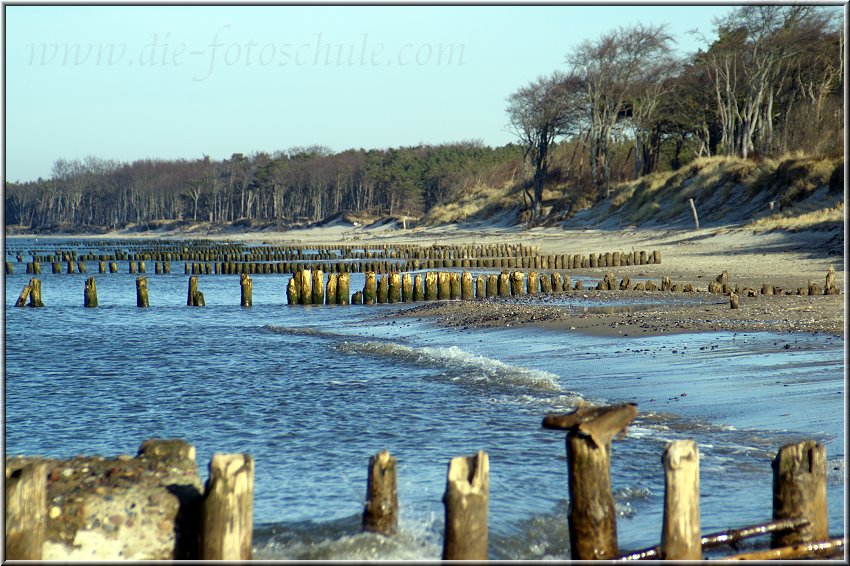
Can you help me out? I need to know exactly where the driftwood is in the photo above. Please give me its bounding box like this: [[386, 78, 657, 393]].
[[719, 537, 844, 560], [617, 518, 811, 560]]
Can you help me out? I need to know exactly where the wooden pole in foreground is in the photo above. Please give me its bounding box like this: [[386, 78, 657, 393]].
[[338, 273, 350, 305], [362, 450, 398, 536], [201, 453, 254, 560], [442, 450, 489, 560], [240, 273, 252, 307], [136, 277, 149, 307], [14, 283, 32, 307], [188, 276, 198, 306], [28, 278, 44, 307], [84, 276, 98, 308], [542, 403, 638, 560], [661, 440, 701, 560], [772, 440, 828, 547], [5, 461, 48, 560]]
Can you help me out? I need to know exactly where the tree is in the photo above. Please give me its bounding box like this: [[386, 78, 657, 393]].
[[506, 71, 585, 221]]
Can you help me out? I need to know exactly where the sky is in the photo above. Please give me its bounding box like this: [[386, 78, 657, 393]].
[[3, 3, 738, 183]]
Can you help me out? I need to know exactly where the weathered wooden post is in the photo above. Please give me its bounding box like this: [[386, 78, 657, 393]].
[[5, 461, 48, 560], [136, 277, 149, 307], [413, 274, 424, 301], [661, 276, 671, 292], [286, 276, 298, 305], [363, 272, 377, 305], [449, 272, 461, 300], [240, 273, 252, 307], [26, 278, 44, 307], [772, 440, 828, 547], [730, 292, 739, 309], [402, 273, 413, 302], [438, 272, 451, 300], [362, 450, 398, 536], [14, 280, 33, 307], [188, 276, 199, 306], [527, 271, 539, 294], [338, 273, 350, 305], [542, 403, 638, 560], [312, 269, 325, 304], [661, 440, 701, 560], [510, 271, 525, 295], [442, 450, 489, 560], [201, 453, 254, 560], [326, 273, 338, 305], [109, 261, 118, 273], [388, 272, 402, 303], [377, 274, 389, 303], [84, 276, 98, 308], [461, 271, 474, 300], [5, 261, 13, 275], [824, 265, 839, 295], [425, 271, 438, 301], [486, 274, 498, 297], [475, 274, 486, 299]]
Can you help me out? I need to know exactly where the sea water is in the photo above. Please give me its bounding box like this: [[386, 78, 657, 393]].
[[3, 239, 845, 559]]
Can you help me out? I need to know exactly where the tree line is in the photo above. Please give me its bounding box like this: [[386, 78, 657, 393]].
[[507, 5, 843, 218], [5, 6, 843, 230], [5, 143, 523, 230]]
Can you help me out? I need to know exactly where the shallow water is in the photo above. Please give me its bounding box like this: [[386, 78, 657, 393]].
[[4, 239, 845, 560]]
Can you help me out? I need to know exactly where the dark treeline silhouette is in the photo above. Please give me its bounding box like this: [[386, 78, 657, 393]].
[[5, 143, 524, 230], [5, 6, 843, 230]]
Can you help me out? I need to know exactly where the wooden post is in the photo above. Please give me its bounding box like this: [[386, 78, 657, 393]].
[[109, 261, 118, 273], [425, 271, 438, 301], [338, 273, 350, 305], [730, 292, 739, 309], [311, 269, 324, 304], [84, 276, 98, 308], [438, 272, 451, 300], [475, 274, 486, 299], [362, 450, 398, 536], [450, 272, 461, 300], [363, 272, 376, 305], [14, 283, 32, 307], [689, 198, 700, 230], [5, 461, 47, 560], [326, 273, 338, 305], [136, 277, 149, 307], [298, 269, 312, 305], [486, 274, 498, 297], [461, 271, 474, 300], [201, 453, 254, 560], [5, 261, 12, 275], [388, 272, 402, 303], [510, 271, 525, 295], [772, 440, 828, 547], [542, 403, 638, 560], [28, 278, 44, 307], [377, 274, 389, 303], [188, 276, 199, 306], [527, 271, 539, 294], [413, 274, 424, 301], [661, 440, 701, 560], [286, 277, 298, 305], [402, 273, 413, 302], [240, 274, 252, 307], [442, 450, 489, 561], [824, 265, 838, 294], [52, 261, 61, 274]]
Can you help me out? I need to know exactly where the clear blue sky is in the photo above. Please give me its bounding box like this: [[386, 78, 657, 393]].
[[4, 4, 735, 182]]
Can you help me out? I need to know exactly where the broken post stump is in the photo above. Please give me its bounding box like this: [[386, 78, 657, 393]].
[[326, 272, 338, 305], [772, 440, 828, 548], [5, 461, 48, 560], [824, 265, 838, 295], [187, 276, 199, 306], [240, 273, 252, 307], [425, 271, 437, 301], [362, 450, 398, 536], [136, 277, 149, 307], [337, 273, 351, 305], [377, 273, 389, 303], [542, 403, 638, 560], [730, 292, 739, 309], [286, 277, 298, 305], [661, 440, 701, 560], [28, 278, 44, 307], [442, 450, 489, 561], [363, 272, 377, 305], [413, 274, 424, 301], [312, 269, 324, 305], [201, 453, 254, 560], [84, 276, 98, 308], [14, 282, 32, 307], [402, 273, 413, 302], [388, 272, 401, 303]]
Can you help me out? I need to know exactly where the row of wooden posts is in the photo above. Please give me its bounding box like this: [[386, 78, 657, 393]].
[[6, 248, 661, 277], [7, 404, 841, 560], [12, 264, 840, 310]]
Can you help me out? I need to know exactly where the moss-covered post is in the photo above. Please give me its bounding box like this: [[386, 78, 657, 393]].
[[772, 440, 827, 548], [527, 271, 539, 294], [5, 461, 48, 560], [413, 274, 424, 301], [542, 403, 638, 560], [136, 277, 149, 307], [425, 271, 438, 301], [449, 272, 461, 300], [377, 274, 389, 303], [442, 450, 489, 560], [661, 440, 701, 560], [187, 276, 198, 306], [240, 273, 252, 307], [326, 272, 338, 305], [14, 282, 32, 307], [312, 269, 324, 305], [388, 272, 402, 303], [436, 272, 449, 300], [201, 454, 254, 560], [28, 278, 44, 307], [460, 271, 474, 300], [338, 273, 350, 305], [401, 273, 413, 302], [475, 274, 486, 299], [510, 271, 525, 295], [84, 276, 98, 308], [362, 450, 398, 536], [363, 272, 377, 305]]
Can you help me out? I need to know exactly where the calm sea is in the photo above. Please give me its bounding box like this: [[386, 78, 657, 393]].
[[3, 237, 845, 559]]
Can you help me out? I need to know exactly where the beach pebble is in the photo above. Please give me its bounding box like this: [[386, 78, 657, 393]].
[[49, 506, 62, 519]]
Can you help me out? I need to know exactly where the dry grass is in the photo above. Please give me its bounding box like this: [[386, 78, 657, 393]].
[[749, 201, 844, 231], [420, 182, 517, 225]]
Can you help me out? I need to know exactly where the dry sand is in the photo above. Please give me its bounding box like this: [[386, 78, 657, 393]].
[[20, 221, 845, 337]]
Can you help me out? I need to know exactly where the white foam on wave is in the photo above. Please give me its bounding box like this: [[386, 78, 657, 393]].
[[335, 341, 560, 391]]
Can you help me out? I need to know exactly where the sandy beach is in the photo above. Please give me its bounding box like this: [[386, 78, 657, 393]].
[[12, 221, 845, 337]]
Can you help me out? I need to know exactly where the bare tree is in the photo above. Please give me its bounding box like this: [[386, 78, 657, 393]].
[[506, 71, 585, 221]]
